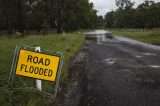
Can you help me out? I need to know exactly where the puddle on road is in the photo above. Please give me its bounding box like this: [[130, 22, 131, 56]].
[[135, 52, 157, 58], [103, 58, 117, 65], [142, 53, 157, 56], [85, 33, 114, 44], [135, 55, 143, 58], [148, 65, 160, 68]]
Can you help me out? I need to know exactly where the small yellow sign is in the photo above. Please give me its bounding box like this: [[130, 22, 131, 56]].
[[16, 49, 60, 81]]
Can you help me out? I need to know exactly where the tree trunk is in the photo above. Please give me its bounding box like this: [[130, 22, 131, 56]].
[[17, 0, 25, 36], [57, 0, 64, 34], [2, 0, 11, 40]]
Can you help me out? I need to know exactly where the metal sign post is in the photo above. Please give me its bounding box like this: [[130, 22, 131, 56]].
[[35, 47, 42, 91], [54, 54, 63, 97], [8, 44, 63, 98]]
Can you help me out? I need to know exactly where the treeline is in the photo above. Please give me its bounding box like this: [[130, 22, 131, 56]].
[[105, 0, 160, 29], [0, 0, 97, 35]]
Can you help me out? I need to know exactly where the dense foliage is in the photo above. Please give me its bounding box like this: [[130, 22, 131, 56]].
[[0, 0, 97, 35], [105, 0, 160, 29]]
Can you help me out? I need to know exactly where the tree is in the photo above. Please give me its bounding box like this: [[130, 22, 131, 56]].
[[89, 3, 97, 29], [96, 15, 104, 28], [105, 0, 160, 29], [0, 0, 98, 35], [115, 0, 134, 9], [134, 0, 160, 29], [105, 11, 115, 28]]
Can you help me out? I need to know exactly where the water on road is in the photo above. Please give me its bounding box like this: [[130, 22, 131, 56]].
[[77, 30, 160, 106]]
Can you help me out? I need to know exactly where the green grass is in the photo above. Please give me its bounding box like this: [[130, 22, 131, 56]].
[[0, 33, 84, 106], [107, 29, 160, 45]]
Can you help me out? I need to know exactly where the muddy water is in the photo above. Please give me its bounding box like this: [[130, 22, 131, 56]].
[[85, 30, 160, 50], [85, 30, 114, 44]]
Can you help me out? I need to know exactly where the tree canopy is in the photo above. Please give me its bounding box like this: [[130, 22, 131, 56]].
[[105, 0, 160, 29], [0, 0, 98, 35]]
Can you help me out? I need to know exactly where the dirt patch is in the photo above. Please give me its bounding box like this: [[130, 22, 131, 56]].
[[56, 42, 88, 106]]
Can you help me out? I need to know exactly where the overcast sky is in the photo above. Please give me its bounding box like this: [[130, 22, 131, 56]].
[[90, 0, 160, 16]]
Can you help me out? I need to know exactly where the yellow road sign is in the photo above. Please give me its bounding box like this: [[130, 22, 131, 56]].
[[16, 49, 60, 81]]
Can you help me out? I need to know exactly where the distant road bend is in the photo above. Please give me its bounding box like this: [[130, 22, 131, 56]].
[[78, 30, 160, 106]]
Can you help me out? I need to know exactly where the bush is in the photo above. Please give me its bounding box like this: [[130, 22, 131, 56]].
[[0, 87, 13, 106]]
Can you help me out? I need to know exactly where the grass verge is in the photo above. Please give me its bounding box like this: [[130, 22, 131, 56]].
[[107, 29, 160, 45], [0, 33, 84, 106]]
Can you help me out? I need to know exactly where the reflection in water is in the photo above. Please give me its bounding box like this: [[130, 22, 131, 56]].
[[96, 35, 106, 45], [85, 32, 114, 45], [84, 30, 108, 35]]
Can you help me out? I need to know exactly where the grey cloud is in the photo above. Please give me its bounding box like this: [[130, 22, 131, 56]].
[[90, 0, 160, 16]]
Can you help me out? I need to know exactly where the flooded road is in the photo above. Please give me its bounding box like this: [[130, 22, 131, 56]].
[[77, 30, 160, 106]]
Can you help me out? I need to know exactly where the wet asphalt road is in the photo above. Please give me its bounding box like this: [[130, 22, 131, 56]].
[[78, 30, 160, 106]]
